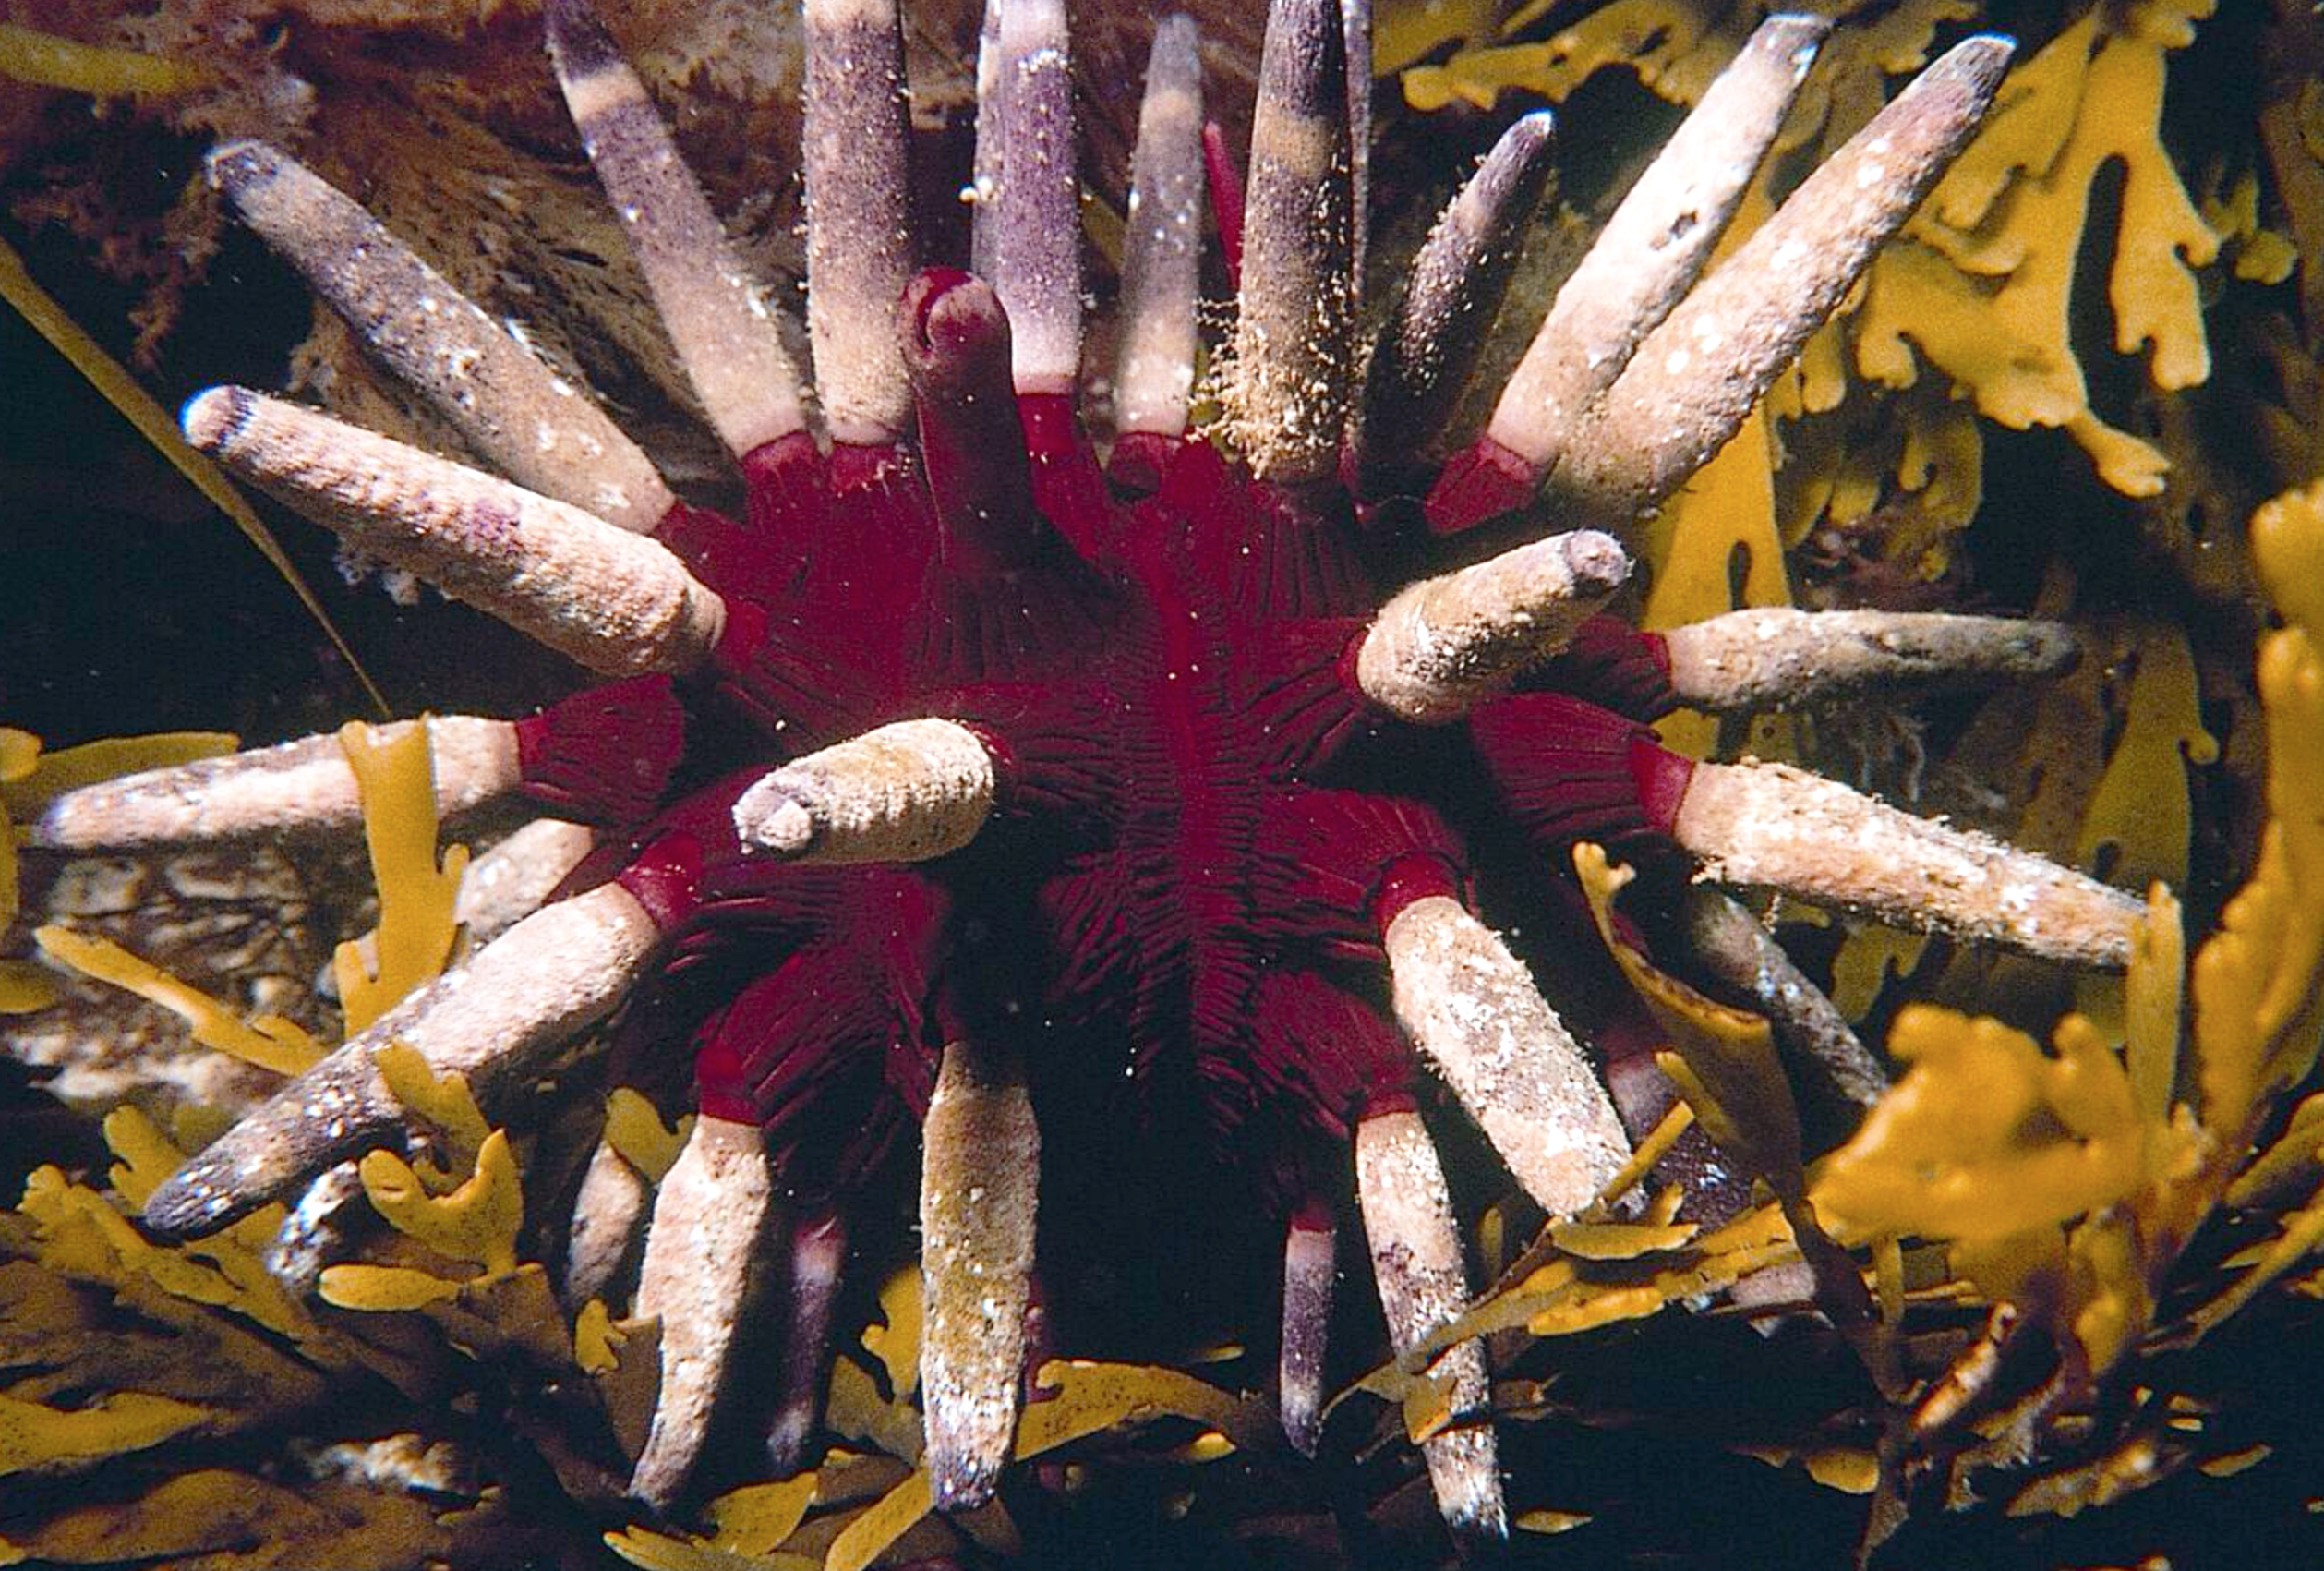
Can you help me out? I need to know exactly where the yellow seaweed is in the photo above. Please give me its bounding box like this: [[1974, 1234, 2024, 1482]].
[[825, 1354, 924, 1466], [1826, 924, 1930, 1023], [356, 1130, 523, 1275], [1574, 844, 1804, 1191], [602, 1087, 691, 1184], [606, 1527, 817, 1571], [2192, 483, 2324, 1132], [0, 1466, 486, 1566], [0, 730, 35, 939], [1515, 1507, 1593, 1533], [18, 1166, 307, 1343], [1642, 404, 1796, 760], [331, 721, 467, 1034], [822, 1469, 932, 1571], [2125, 886, 2186, 1126], [33, 926, 323, 1077], [2201, 168, 2299, 285], [0, 1389, 211, 1474], [705, 1474, 821, 1557], [0, 963, 54, 1016], [1856, 1, 2222, 494], [572, 1297, 623, 1374], [1017, 1359, 1274, 1459], [2072, 625, 2217, 897], [1, 729, 234, 1011], [1811, 1007, 2157, 1246], [1375, 0, 1497, 75], [316, 1263, 464, 1311], [1803, 477, 2324, 1426], [0, 22, 206, 95], [1406, 0, 2231, 544], [820, 1358, 1273, 1571], [101, 1106, 184, 1208], [371, 1041, 490, 1178], [859, 1263, 923, 1400]]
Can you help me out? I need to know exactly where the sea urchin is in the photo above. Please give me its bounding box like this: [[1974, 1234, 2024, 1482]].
[[21, 0, 2142, 1541]]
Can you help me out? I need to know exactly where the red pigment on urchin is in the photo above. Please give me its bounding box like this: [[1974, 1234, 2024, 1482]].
[[518, 264, 1683, 1231]]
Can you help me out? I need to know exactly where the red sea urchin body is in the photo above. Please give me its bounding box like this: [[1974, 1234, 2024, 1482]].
[[27, 0, 2149, 1543]]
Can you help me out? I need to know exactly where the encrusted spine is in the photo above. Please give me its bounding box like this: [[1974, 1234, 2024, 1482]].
[[205, 139, 676, 530], [1356, 1108, 1507, 1541], [920, 1035, 1040, 1512], [629, 1115, 777, 1509]]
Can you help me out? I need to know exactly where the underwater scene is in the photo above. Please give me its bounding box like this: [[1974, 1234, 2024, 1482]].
[[2, 0, 2320, 1565]]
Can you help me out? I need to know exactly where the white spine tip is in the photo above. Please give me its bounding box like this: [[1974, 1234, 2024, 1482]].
[[30, 718, 517, 853], [1278, 1217, 1335, 1457], [1553, 27, 2012, 523], [803, 0, 914, 443], [180, 384, 243, 451], [1114, 13, 1206, 437], [209, 141, 675, 529], [751, 798, 816, 857], [731, 719, 997, 865], [1357, 530, 1633, 724], [565, 1134, 651, 1308], [988, 0, 1084, 393], [548, 0, 805, 457], [1360, 106, 1559, 478], [1226, 0, 1356, 482]]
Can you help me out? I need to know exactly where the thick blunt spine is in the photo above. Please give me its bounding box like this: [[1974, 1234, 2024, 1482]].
[[206, 139, 674, 531], [969, 0, 1005, 281], [1670, 758, 2143, 967], [920, 1035, 1039, 1512], [1355, 1108, 1507, 1541], [1483, 14, 1831, 472], [565, 1130, 652, 1308], [1278, 1209, 1335, 1456], [141, 882, 665, 1239], [1114, 15, 1205, 437], [547, 0, 804, 459], [1340, 0, 1371, 285], [899, 271, 1045, 571], [765, 1211, 848, 1475], [30, 718, 514, 853], [261, 1163, 368, 1293], [184, 388, 724, 679], [338, 818, 600, 999], [729, 718, 997, 864], [1227, 0, 1356, 482], [1381, 895, 1632, 1215], [1355, 529, 1631, 724], [1679, 888, 1888, 1110], [1660, 608, 2077, 712], [628, 1115, 777, 1510], [986, 0, 1082, 393], [804, 0, 916, 443], [1359, 111, 1557, 486], [1554, 35, 2015, 525], [439, 818, 600, 946]]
